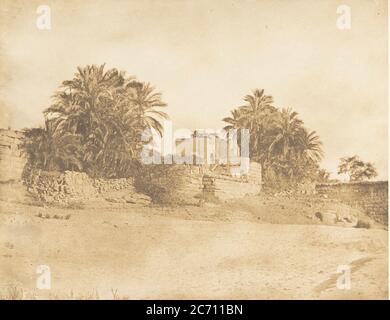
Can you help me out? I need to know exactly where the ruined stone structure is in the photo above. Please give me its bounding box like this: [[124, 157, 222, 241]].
[[25, 170, 98, 203], [174, 129, 245, 166], [169, 162, 262, 203], [25, 170, 150, 205], [0, 129, 262, 204], [0, 129, 27, 182], [316, 181, 388, 225], [202, 162, 262, 201]]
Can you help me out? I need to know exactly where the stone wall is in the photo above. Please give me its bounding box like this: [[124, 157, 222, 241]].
[[137, 162, 262, 204], [204, 176, 262, 201], [177, 166, 204, 204], [25, 170, 149, 205], [0, 129, 26, 182], [26, 170, 96, 202], [202, 162, 262, 201], [0, 128, 262, 204], [315, 181, 388, 225]]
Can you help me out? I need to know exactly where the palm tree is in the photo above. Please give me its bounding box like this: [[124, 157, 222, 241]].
[[21, 120, 83, 172], [238, 89, 276, 133], [268, 109, 323, 160], [222, 109, 244, 152], [223, 89, 277, 161], [126, 81, 168, 135], [266, 108, 324, 181], [222, 109, 243, 131], [222, 90, 325, 184], [268, 108, 304, 160], [39, 64, 168, 178], [45, 64, 128, 138], [298, 129, 323, 162]]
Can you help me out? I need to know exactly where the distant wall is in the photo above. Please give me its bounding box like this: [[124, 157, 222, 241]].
[[316, 181, 388, 225], [0, 129, 27, 182]]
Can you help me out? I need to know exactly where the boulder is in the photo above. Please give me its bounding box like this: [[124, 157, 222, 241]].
[[123, 193, 151, 205], [315, 211, 337, 224]]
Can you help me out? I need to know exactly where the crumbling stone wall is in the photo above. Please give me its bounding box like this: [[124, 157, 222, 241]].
[[0, 129, 26, 182], [316, 181, 388, 225], [25, 170, 138, 204], [203, 175, 262, 201], [141, 162, 262, 204], [1, 128, 263, 205], [176, 166, 204, 204], [202, 162, 262, 201]]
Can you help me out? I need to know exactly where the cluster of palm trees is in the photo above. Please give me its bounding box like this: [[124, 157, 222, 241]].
[[223, 89, 324, 184], [22, 64, 168, 178], [23, 65, 325, 184]]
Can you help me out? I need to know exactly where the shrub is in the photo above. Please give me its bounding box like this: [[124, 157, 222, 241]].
[[355, 219, 371, 229], [134, 164, 190, 205]]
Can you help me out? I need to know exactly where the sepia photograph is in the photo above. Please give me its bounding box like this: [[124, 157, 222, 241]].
[[0, 0, 388, 302]]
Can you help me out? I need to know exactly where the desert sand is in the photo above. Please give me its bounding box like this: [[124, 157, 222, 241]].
[[0, 195, 387, 300]]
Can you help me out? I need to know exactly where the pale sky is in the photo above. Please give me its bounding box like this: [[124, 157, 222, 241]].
[[0, 0, 387, 179]]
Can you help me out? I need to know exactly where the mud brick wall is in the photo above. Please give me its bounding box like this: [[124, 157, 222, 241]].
[[203, 162, 262, 201], [164, 162, 262, 203], [0, 129, 27, 182], [206, 176, 262, 201], [247, 161, 262, 185], [316, 181, 388, 225], [0, 127, 263, 205], [26, 170, 135, 203], [179, 177, 204, 204], [170, 166, 204, 204], [92, 177, 135, 194]]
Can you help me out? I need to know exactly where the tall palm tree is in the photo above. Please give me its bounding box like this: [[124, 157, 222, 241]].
[[222, 109, 243, 131], [21, 120, 83, 172], [238, 89, 276, 136], [40, 64, 168, 178], [224, 89, 277, 161], [45, 64, 128, 138], [222, 90, 325, 184], [267, 108, 323, 180], [222, 109, 244, 151], [126, 81, 168, 135], [268, 107, 304, 160], [298, 129, 323, 162]]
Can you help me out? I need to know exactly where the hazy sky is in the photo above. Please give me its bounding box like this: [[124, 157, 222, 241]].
[[0, 0, 387, 179]]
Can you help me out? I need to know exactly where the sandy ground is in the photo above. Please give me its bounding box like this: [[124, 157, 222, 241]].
[[0, 197, 388, 300]]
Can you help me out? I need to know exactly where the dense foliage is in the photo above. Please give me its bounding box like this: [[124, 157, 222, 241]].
[[22, 64, 167, 178], [22, 68, 336, 187], [134, 164, 191, 205], [223, 89, 325, 185], [338, 155, 378, 182]]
